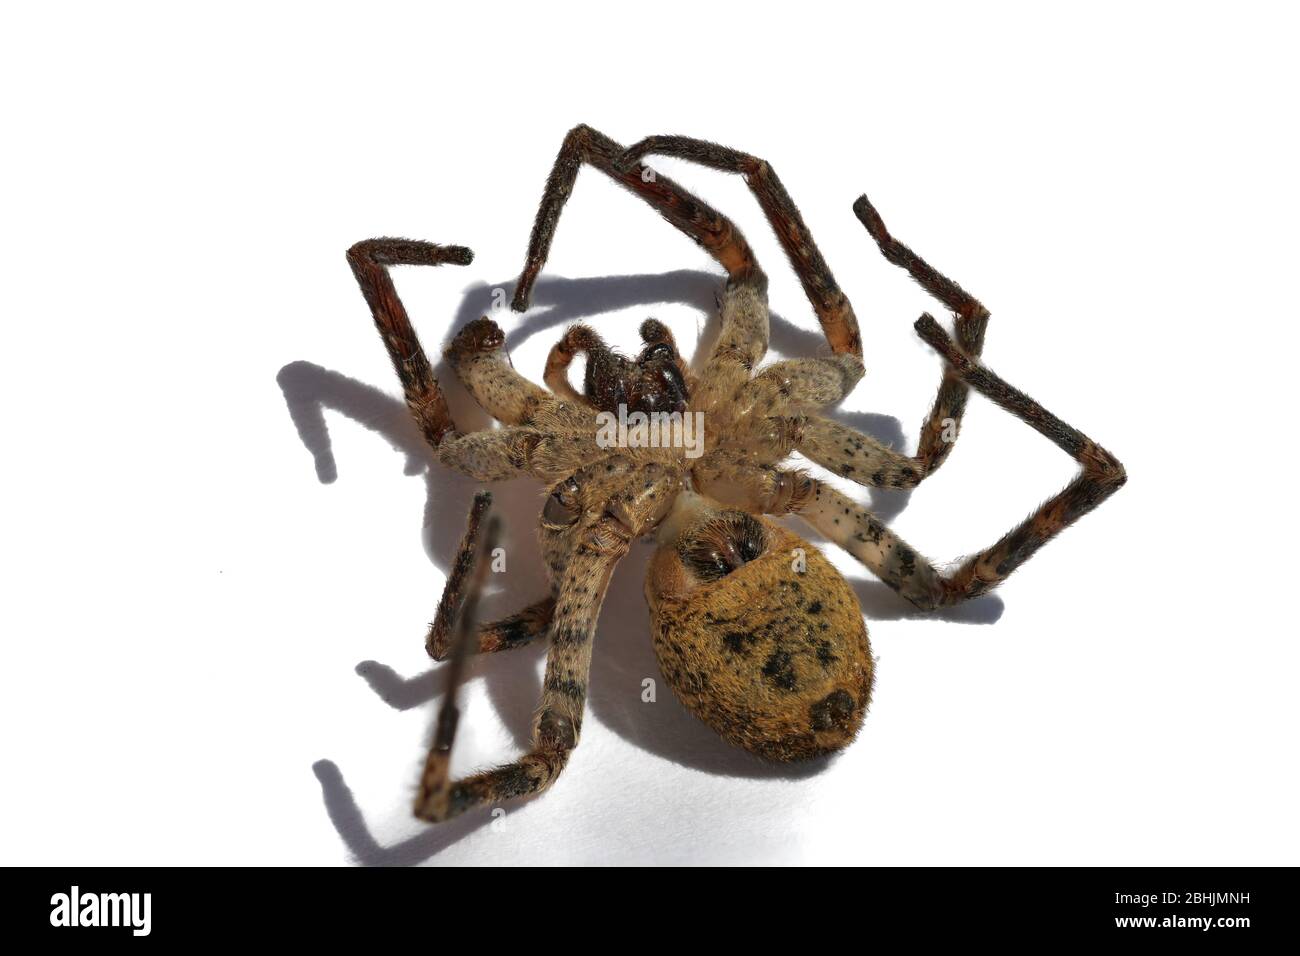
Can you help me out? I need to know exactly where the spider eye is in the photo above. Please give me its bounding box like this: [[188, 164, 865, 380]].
[[680, 512, 768, 582]]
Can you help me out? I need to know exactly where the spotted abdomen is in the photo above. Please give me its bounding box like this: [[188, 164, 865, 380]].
[[648, 540, 874, 762]]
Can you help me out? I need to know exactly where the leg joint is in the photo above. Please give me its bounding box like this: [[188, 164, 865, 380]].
[[1082, 440, 1127, 487]]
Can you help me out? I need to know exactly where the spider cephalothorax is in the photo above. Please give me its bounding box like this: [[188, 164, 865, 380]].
[[343, 125, 1126, 823]]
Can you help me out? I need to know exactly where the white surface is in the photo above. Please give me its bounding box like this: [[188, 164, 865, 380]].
[[2, 2, 1297, 866]]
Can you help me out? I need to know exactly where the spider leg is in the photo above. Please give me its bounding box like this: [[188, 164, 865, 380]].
[[435, 426, 546, 482], [620, 135, 862, 358], [733, 356, 865, 418], [416, 497, 501, 815], [444, 316, 556, 426], [764, 196, 1002, 489], [423, 492, 489, 658], [854, 195, 991, 477], [347, 241, 554, 485], [429, 596, 557, 661], [693, 452, 816, 516], [423, 488, 567, 659], [911, 314, 1126, 601], [692, 278, 773, 415], [416, 515, 630, 822], [425, 494, 556, 660], [471, 597, 556, 655], [791, 415, 929, 490], [774, 318, 1125, 609], [691, 452, 938, 606], [542, 325, 603, 405], [793, 480, 951, 609], [346, 239, 472, 447], [512, 125, 764, 313]]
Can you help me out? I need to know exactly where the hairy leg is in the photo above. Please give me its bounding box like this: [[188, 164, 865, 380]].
[[792, 415, 928, 489], [513, 124, 765, 313], [346, 239, 473, 447], [542, 325, 603, 405], [794, 481, 946, 609], [444, 317, 556, 425], [733, 356, 865, 420], [416, 501, 500, 817], [912, 314, 1126, 601], [785, 318, 1124, 608], [787, 195, 1004, 489], [415, 515, 631, 822], [694, 281, 772, 417], [692, 452, 816, 516], [620, 135, 863, 358], [473, 597, 556, 655], [429, 597, 557, 660], [854, 196, 991, 477], [425, 493, 557, 660], [435, 426, 547, 482], [425, 492, 494, 659]]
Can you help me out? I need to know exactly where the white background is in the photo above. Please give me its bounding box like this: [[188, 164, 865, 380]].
[[2, 2, 1297, 866]]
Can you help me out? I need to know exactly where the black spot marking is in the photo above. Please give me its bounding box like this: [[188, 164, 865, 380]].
[[810, 689, 855, 731], [551, 625, 590, 646], [494, 764, 538, 799], [762, 650, 797, 692], [723, 631, 759, 654], [497, 616, 538, 648], [544, 676, 586, 701]]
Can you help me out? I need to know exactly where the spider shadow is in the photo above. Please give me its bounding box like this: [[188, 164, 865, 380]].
[[279, 268, 1000, 865]]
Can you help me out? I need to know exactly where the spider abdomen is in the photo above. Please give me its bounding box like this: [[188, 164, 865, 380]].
[[648, 532, 874, 762]]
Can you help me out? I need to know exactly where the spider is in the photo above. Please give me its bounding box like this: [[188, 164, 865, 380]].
[[343, 125, 1126, 823]]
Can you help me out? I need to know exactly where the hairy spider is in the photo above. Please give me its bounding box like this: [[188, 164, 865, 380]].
[[344, 125, 1126, 822]]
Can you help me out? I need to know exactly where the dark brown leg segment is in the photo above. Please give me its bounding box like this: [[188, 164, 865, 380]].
[[914, 314, 1126, 602], [794, 316, 1125, 609], [426, 496, 557, 661], [426, 491, 492, 659], [416, 495, 501, 817], [854, 196, 991, 477], [620, 135, 862, 358], [415, 517, 630, 822], [513, 125, 764, 313], [472, 596, 556, 655], [431, 592, 555, 659], [346, 238, 473, 447]]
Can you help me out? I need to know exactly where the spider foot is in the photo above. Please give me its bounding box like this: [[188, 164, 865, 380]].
[[446, 316, 506, 359], [639, 318, 672, 346]]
